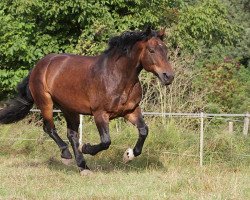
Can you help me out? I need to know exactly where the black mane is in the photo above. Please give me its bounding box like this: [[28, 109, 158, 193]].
[[105, 29, 157, 54]]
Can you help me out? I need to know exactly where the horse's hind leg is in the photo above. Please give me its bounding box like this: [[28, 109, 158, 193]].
[[35, 93, 73, 161], [63, 111, 91, 175]]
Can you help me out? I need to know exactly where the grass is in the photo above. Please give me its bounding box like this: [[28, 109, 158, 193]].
[[0, 115, 249, 199], [0, 155, 249, 199]]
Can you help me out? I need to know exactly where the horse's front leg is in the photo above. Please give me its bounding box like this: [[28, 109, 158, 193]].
[[79, 111, 111, 155], [123, 107, 148, 163]]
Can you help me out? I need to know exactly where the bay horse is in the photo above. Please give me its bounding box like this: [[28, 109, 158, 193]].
[[0, 27, 174, 175]]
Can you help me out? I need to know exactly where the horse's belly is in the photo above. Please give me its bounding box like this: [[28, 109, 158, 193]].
[[52, 94, 92, 114], [49, 78, 92, 114]]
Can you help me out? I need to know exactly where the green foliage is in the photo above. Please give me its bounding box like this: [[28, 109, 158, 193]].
[[0, 69, 28, 100], [194, 59, 250, 113], [222, 0, 250, 68], [73, 0, 178, 55], [170, 0, 242, 51], [0, 0, 178, 66]]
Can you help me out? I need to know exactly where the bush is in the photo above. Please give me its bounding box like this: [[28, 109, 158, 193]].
[[169, 0, 242, 51]]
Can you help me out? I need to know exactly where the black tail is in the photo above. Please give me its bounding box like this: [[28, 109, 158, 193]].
[[0, 74, 34, 124]]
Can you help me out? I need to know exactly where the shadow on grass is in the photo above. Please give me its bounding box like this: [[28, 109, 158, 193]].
[[44, 148, 165, 174], [46, 157, 79, 173], [86, 148, 165, 173], [1, 144, 165, 174]]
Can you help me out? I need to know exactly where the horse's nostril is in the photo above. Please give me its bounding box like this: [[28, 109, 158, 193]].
[[163, 73, 168, 79], [163, 73, 172, 80], [162, 72, 174, 83]]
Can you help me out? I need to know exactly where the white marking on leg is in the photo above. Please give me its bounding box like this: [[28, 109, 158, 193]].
[[123, 148, 135, 163]]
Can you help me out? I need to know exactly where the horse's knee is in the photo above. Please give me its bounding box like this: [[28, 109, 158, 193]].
[[67, 129, 79, 140], [67, 130, 73, 139], [43, 121, 50, 133], [43, 119, 54, 134], [101, 140, 111, 150], [43, 124, 48, 133]]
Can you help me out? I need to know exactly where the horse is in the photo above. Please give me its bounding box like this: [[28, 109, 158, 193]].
[[0, 27, 174, 175]]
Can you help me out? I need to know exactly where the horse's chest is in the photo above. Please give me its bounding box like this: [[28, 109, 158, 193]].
[[108, 83, 142, 116], [109, 97, 136, 117], [119, 91, 130, 105], [117, 92, 134, 110]]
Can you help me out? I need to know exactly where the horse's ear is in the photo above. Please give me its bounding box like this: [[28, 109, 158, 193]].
[[145, 26, 152, 36], [157, 27, 167, 40]]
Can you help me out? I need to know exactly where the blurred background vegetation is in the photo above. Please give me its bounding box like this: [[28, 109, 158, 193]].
[[0, 0, 249, 113]]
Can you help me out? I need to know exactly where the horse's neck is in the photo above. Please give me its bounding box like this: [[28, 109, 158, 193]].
[[111, 54, 141, 83], [110, 48, 142, 74]]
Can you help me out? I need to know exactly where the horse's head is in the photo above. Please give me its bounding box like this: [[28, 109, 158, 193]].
[[139, 28, 174, 85]]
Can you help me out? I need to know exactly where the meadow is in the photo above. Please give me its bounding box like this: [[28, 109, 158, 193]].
[[0, 114, 249, 199]]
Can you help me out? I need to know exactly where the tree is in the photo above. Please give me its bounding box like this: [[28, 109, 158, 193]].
[[169, 0, 242, 51]]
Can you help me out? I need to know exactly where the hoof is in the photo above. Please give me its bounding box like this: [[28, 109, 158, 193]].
[[123, 148, 135, 163], [61, 158, 73, 166], [80, 169, 93, 176]]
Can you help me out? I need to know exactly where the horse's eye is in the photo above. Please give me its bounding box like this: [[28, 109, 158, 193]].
[[148, 48, 155, 53]]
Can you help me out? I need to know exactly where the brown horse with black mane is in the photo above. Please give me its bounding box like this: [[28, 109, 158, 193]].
[[0, 27, 174, 175]]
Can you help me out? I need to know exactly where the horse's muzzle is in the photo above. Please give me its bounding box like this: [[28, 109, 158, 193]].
[[158, 72, 174, 85]]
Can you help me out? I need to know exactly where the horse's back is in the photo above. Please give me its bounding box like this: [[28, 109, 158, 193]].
[[29, 53, 96, 114], [30, 53, 94, 91]]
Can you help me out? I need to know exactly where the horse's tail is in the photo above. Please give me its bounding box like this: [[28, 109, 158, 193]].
[[0, 74, 34, 124]]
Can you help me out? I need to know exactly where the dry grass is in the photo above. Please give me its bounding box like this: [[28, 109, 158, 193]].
[[0, 118, 249, 199], [0, 155, 250, 200], [0, 155, 249, 200]]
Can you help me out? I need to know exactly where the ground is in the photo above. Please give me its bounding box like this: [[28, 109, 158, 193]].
[[0, 148, 249, 199], [0, 118, 249, 199]]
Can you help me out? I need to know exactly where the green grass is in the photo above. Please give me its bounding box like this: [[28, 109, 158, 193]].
[[0, 116, 249, 199]]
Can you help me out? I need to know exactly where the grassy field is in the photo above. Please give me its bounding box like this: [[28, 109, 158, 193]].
[[0, 116, 249, 199]]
